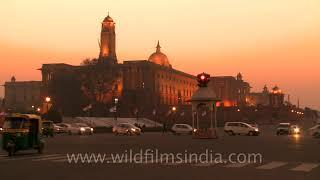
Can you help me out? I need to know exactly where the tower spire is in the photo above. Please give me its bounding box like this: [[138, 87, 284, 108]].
[[156, 40, 161, 53]]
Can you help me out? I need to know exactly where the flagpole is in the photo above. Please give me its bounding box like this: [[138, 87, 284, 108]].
[[192, 111, 195, 129], [196, 112, 199, 129], [214, 103, 217, 130], [210, 109, 213, 129]]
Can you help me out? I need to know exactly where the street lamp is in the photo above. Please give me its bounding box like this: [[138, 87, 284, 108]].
[[114, 98, 118, 121], [45, 96, 51, 113], [172, 106, 177, 112], [45, 97, 51, 103]]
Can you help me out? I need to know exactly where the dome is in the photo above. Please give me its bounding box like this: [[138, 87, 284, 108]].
[[103, 15, 113, 22], [148, 41, 171, 68]]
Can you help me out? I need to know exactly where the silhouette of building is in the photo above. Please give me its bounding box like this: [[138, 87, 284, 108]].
[[4, 76, 41, 112], [208, 73, 251, 107], [247, 85, 270, 106], [247, 85, 285, 108], [40, 14, 197, 116], [269, 85, 285, 108], [99, 14, 117, 62]]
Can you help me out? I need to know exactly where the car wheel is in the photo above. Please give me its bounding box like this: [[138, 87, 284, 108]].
[[248, 131, 254, 136], [126, 131, 132, 136], [228, 131, 235, 136], [313, 132, 320, 138]]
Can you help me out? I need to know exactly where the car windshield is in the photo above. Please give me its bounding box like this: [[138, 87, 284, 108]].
[[74, 123, 88, 127], [123, 124, 135, 128], [278, 124, 290, 128], [3, 117, 29, 129]]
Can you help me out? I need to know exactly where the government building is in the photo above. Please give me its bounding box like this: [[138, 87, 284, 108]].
[[40, 15, 198, 116]]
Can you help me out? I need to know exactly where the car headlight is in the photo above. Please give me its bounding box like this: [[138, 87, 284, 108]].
[[294, 128, 300, 133], [0, 128, 3, 131], [193, 129, 197, 132], [80, 127, 85, 131], [131, 128, 136, 132], [90, 128, 94, 132], [255, 128, 259, 131]]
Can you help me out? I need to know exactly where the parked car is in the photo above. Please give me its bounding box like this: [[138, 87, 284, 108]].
[[276, 123, 300, 135], [171, 124, 195, 135], [308, 125, 320, 138], [112, 123, 141, 135], [224, 122, 259, 136]]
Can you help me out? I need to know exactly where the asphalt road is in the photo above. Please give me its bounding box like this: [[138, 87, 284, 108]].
[[0, 127, 319, 180]]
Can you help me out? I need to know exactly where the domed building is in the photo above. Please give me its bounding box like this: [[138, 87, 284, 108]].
[[148, 41, 172, 68], [41, 14, 198, 116]]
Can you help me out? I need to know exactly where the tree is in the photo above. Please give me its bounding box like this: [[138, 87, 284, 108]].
[[42, 106, 63, 123], [81, 58, 99, 66], [48, 71, 84, 116]]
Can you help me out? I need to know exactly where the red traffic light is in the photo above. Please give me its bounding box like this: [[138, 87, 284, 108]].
[[197, 72, 210, 87]]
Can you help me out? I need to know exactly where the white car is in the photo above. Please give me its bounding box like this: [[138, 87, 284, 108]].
[[224, 122, 259, 136], [53, 124, 63, 134], [56, 123, 71, 133], [112, 123, 141, 135], [308, 125, 320, 138], [59, 123, 93, 135], [171, 124, 195, 135]]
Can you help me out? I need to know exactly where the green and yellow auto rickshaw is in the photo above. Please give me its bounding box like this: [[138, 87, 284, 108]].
[[1, 114, 45, 156], [42, 120, 54, 137]]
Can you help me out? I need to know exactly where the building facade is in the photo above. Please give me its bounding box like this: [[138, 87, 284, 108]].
[[4, 76, 41, 112], [247, 85, 270, 106], [247, 85, 285, 108], [40, 14, 197, 116], [208, 73, 251, 107]]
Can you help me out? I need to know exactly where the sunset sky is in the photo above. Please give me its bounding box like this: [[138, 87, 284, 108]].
[[1, 0, 320, 109]]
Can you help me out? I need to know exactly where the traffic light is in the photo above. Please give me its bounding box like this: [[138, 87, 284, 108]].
[[197, 72, 210, 87]]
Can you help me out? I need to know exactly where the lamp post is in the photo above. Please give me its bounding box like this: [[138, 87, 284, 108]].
[[152, 109, 157, 127], [172, 106, 177, 124], [114, 98, 118, 121], [45, 96, 51, 113]]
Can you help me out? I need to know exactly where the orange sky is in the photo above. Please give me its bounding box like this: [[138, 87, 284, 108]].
[[1, 0, 320, 109]]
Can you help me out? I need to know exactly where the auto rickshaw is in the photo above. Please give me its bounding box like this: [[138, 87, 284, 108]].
[[42, 120, 54, 137], [1, 114, 45, 156]]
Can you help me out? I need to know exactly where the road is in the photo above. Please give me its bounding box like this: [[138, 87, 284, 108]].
[[0, 127, 319, 180]]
